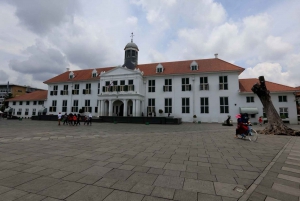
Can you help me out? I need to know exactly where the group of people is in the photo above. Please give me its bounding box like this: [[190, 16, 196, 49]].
[[58, 112, 92, 126], [235, 114, 263, 138]]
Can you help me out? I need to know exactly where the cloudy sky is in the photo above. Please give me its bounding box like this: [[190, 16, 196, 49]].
[[0, 0, 299, 89]]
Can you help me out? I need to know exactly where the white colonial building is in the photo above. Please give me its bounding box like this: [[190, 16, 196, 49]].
[[6, 39, 299, 124]]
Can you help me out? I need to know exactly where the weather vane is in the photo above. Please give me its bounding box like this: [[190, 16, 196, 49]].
[[131, 32, 134, 42]]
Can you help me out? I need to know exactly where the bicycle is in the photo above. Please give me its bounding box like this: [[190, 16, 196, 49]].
[[237, 125, 258, 142]]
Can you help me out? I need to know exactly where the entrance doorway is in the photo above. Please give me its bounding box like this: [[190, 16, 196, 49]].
[[113, 100, 124, 116]]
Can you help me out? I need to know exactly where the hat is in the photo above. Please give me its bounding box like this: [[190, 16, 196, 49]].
[[235, 114, 241, 118]]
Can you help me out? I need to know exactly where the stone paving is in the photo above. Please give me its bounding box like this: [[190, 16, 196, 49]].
[[0, 120, 299, 201]]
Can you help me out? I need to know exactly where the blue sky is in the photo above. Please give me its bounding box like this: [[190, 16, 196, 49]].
[[0, 0, 299, 88]]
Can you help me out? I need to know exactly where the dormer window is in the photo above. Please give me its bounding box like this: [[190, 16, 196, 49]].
[[190, 61, 198, 71], [156, 64, 163, 73], [69, 71, 74, 79], [92, 69, 98, 78]]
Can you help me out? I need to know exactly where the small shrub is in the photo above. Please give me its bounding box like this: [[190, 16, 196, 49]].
[[159, 109, 163, 114]]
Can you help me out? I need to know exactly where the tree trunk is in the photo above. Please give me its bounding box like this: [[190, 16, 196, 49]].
[[251, 76, 300, 136]]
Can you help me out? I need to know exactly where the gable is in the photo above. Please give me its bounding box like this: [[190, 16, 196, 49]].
[[101, 67, 140, 77]]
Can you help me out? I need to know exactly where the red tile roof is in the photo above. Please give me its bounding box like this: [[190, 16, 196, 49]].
[[138, 58, 244, 76], [239, 79, 296, 93], [44, 67, 114, 84], [44, 58, 244, 84], [7, 90, 48, 101]]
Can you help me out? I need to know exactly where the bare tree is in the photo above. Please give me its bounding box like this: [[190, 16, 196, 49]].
[[251, 76, 300, 136]]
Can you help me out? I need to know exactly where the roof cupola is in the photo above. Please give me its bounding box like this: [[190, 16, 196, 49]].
[[123, 32, 139, 70]]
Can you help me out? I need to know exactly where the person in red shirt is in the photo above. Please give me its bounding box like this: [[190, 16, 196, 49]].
[[73, 114, 77, 126], [258, 116, 263, 126], [235, 114, 248, 138]]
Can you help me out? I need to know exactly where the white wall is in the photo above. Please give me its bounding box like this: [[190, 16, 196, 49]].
[[47, 81, 99, 116], [143, 72, 240, 123], [236, 93, 298, 124], [8, 100, 47, 118]]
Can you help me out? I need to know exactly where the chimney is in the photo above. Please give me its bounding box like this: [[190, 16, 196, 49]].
[[66, 68, 70, 72], [214, 53, 218, 59]]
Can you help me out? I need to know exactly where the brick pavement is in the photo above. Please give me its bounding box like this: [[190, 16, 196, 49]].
[[0, 120, 299, 201]]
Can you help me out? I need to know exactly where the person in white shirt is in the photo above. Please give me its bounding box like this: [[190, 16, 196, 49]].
[[88, 113, 92, 125], [57, 112, 62, 126]]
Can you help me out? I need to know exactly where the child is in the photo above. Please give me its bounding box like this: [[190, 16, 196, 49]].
[[258, 116, 263, 126]]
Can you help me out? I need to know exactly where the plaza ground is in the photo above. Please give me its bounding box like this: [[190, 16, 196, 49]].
[[0, 120, 300, 201]]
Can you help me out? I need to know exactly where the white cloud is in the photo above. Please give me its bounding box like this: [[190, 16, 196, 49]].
[[126, 16, 138, 26], [240, 62, 290, 85]]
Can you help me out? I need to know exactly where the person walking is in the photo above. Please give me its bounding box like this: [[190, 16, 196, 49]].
[[88, 113, 92, 126], [73, 114, 77, 126], [258, 116, 263, 126], [58, 112, 62, 126], [77, 113, 81, 125], [63, 113, 68, 125]]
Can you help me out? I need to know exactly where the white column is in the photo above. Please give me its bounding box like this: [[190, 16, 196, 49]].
[[136, 100, 140, 116], [133, 99, 136, 117], [97, 100, 101, 117], [100, 100, 105, 116], [109, 100, 113, 116], [123, 99, 127, 117]]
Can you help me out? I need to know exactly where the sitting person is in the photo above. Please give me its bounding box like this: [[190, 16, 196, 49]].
[[235, 114, 248, 138]]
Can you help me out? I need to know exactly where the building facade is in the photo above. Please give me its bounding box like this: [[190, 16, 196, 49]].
[[7, 40, 300, 124], [6, 90, 47, 117], [0, 84, 43, 108]]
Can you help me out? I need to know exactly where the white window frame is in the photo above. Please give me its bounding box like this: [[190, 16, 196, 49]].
[[165, 98, 172, 113], [200, 97, 209, 113], [220, 97, 229, 113], [219, 76, 228, 90], [279, 107, 289, 118], [182, 98, 190, 113], [200, 77, 209, 90]]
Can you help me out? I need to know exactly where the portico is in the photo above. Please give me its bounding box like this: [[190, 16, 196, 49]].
[[97, 98, 143, 117]]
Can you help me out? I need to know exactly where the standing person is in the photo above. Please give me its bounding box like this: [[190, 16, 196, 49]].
[[68, 113, 73, 126], [258, 116, 263, 126], [84, 115, 88, 125], [77, 113, 81, 126], [88, 113, 92, 126], [63, 113, 68, 125], [58, 112, 62, 126], [73, 114, 77, 126]]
